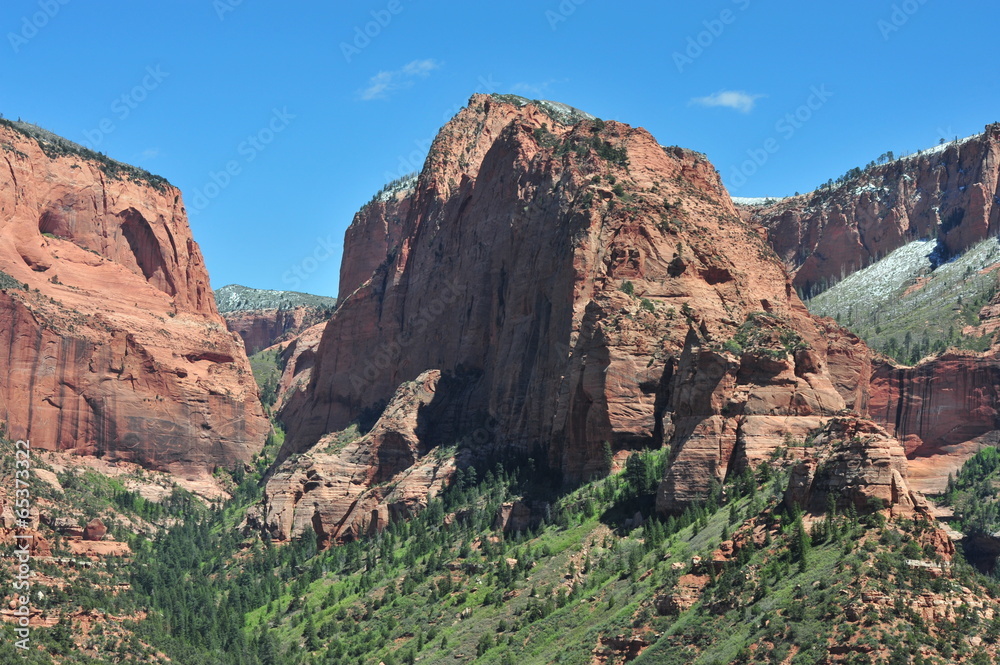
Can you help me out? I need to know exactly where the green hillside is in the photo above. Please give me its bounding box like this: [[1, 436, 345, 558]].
[[806, 238, 1000, 364], [26, 444, 989, 665]]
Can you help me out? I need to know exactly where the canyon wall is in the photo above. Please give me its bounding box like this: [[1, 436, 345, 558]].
[[0, 121, 267, 477], [222, 306, 331, 356], [868, 353, 1000, 493], [746, 126, 1000, 494]]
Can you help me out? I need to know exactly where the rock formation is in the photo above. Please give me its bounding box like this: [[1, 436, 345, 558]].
[[743, 127, 1000, 497], [222, 305, 332, 356], [260, 370, 456, 544], [267, 93, 885, 534], [748, 125, 1000, 296], [868, 352, 1000, 493], [272, 320, 327, 411], [784, 416, 927, 515], [83, 518, 107, 541], [0, 120, 266, 476], [338, 183, 413, 301], [214, 284, 336, 355]]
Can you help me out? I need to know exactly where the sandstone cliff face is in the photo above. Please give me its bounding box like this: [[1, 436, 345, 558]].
[[0, 123, 266, 476], [867, 352, 1000, 493], [260, 370, 455, 543], [222, 306, 331, 356], [751, 125, 1000, 295], [272, 320, 326, 412], [273, 94, 874, 527], [338, 186, 412, 301]]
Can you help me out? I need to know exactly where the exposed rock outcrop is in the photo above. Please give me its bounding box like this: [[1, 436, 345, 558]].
[[749, 125, 1000, 296], [868, 352, 1000, 493], [784, 416, 927, 516], [0, 120, 267, 476], [493, 500, 549, 533], [338, 185, 412, 301], [260, 370, 456, 544], [743, 127, 1000, 496], [222, 305, 332, 356], [83, 519, 107, 541], [272, 320, 327, 411]]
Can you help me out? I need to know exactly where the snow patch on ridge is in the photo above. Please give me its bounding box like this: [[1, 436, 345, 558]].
[[811, 239, 937, 304], [375, 173, 418, 203], [903, 132, 982, 161], [732, 196, 787, 206], [809, 237, 1000, 345]]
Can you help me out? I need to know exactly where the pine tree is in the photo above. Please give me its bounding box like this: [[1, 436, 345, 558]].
[[625, 452, 649, 496], [790, 513, 810, 573]]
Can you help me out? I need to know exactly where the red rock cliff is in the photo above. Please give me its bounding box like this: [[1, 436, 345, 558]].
[[223, 306, 331, 356], [276, 95, 874, 520], [0, 122, 267, 476], [745, 125, 1000, 494], [338, 185, 412, 301], [752, 125, 1000, 295], [867, 352, 1000, 493]]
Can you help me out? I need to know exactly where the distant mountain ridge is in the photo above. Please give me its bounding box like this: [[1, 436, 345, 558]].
[[213, 284, 337, 313], [746, 123, 1000, 298]]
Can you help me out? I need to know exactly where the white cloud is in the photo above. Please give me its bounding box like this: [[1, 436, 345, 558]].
[[690, 90, 765, 113], [510, 79, 558, 98], [360, 59, 441, 101]]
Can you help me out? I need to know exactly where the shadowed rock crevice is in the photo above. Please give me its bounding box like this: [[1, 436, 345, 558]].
[[119, 208, 176, 297]]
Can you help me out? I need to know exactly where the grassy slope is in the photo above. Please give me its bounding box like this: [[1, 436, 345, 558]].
[[249, 346, 286, 410], [806, 237, 1000, 364], [6, 432, 1000, 664], [122, 448, 1000, 665]]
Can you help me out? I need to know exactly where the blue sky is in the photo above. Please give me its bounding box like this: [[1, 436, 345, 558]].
[[1, 0, 997, 297]]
